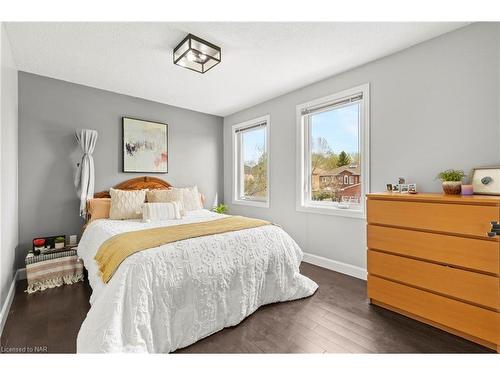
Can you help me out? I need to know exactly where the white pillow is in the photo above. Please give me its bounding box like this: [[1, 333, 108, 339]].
[[109, 188, 147, 220], [175, 186, 203, 211], [142, 202, 182, 221]]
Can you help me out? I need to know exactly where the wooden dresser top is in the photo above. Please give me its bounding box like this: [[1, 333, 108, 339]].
[[367, 192, 500, 205]]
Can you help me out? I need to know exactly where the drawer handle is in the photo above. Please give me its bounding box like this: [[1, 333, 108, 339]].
[[488, 221, 500, 237]]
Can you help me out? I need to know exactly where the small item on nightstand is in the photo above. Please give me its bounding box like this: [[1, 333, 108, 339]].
[[33, 238, 45, 255], [461, 184, 474, 195], [54, 236, 65, 249], [33, 234, 67, 254]]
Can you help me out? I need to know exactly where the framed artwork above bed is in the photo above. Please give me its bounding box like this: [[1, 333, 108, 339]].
[[122, 117, 168, 173]]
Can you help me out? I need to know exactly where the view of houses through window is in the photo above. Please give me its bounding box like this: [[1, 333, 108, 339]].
[[241, 126, 267, 200], [309, 102, 361, 206], [233, 116, 269, 206]]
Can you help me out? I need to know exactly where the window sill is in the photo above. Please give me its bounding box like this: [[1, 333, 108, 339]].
[[232, 199, 269, 208], [296, 203, 365, 219]]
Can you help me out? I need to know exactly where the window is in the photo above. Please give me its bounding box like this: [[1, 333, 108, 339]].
[[232, 115, 270, 207], [296, 84, 369, 218]]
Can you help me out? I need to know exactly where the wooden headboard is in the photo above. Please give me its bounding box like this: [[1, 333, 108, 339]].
[[94, 176, 173, 198]]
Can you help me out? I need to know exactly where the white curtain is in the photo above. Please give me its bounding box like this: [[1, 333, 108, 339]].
[[74, 129, 98, 217]]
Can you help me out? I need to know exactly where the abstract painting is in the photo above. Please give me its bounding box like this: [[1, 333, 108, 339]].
[[122, 117, 168, 173]]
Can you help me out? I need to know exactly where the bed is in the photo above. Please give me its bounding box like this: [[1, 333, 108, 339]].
[[76, 177, 318, 353]]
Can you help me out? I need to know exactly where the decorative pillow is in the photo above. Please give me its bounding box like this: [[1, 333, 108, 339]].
[[142, 202, 182, 221], [146, 188, 186, 215], [109, 188, 147, 220], [146, 189, 183, 204], [86, 198, 111, 223], [177, 186, 203, 211], [146, 187, 203, 213]]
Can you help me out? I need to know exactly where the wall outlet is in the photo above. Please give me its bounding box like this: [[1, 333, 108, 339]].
[[69, 235, 78, 246]]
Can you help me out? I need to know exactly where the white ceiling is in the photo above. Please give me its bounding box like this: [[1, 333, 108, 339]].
[[5, 22, 468, 116]]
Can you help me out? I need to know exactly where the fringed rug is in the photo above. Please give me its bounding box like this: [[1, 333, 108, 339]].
[[26, 252, 84, 294]]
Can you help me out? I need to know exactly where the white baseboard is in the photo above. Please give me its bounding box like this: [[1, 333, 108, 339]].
[[302, 252, 367, 280], [17, 267, 26, 280], [0, 268, 24, 338]]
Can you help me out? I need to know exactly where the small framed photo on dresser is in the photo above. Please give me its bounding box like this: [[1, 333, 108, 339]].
[[400, 184, 409, 193]]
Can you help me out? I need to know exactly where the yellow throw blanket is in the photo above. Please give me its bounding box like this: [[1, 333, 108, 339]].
[[95, 216, 271, 283]]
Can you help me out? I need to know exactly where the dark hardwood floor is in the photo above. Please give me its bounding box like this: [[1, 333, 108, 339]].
[[0, 262, 493, 353]]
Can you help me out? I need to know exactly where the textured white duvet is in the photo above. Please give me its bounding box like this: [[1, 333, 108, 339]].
[[76, 210, 318, 353]]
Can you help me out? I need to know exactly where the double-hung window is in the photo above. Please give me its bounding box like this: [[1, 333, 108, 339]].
[[296, 84, 369, 218], [232, 115, 270, 207]]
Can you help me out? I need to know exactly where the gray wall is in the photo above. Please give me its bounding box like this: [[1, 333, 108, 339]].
[[18, 72, 223, 268], [0, 23, 19, 312], [223, 23, 500, 272]]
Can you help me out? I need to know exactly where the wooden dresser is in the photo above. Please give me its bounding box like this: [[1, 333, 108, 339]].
[[366, 192, 500, 353]]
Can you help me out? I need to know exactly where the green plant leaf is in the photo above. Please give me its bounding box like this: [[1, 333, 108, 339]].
[[436, 169, 466, 182]]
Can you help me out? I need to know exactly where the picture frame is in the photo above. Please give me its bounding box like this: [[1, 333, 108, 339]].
[[392, 184, 400, 192], [386, 184, 393, 192], [408, 183, 417, 194], [400, 184, 409, 194], [122, 117, 168, 173], [471, 166, 500, 195]]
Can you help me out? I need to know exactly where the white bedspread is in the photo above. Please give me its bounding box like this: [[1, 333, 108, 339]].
[[76, 210, 318, 353]]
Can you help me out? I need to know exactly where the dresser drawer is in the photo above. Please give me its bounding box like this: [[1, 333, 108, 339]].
[[367, 225, 500, 274], [368, 275, 500, 345], [368, 250, 500, 309], [367, 199, 498, 238]]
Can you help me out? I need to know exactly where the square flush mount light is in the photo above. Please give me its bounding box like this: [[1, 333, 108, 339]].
[[173, 34, 221, 74]]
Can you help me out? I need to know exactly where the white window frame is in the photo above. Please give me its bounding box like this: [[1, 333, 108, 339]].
[[296, 83, 370, 219], [232, 115, 270, 208]]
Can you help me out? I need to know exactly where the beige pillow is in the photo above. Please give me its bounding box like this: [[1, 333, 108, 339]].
[[147, 187, 203, 213], [109, 188, 147, 220], [177, 186, 203, 211], [147, 189, 183, 203], [86, 198, 111, 223]]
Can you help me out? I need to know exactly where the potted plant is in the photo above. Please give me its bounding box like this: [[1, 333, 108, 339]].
[[54, 236, 66, 249], [212, 204, 228, 214], [437, 169, 466, 195]]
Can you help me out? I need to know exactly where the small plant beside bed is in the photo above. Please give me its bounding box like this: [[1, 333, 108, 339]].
[[212, 204, 228, 214]]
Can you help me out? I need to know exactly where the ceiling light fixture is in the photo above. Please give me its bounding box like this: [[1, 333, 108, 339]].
[[173, 34, 221, 74]]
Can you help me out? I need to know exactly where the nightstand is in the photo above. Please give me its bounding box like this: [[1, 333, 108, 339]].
[[25, 247, 84, 293]]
